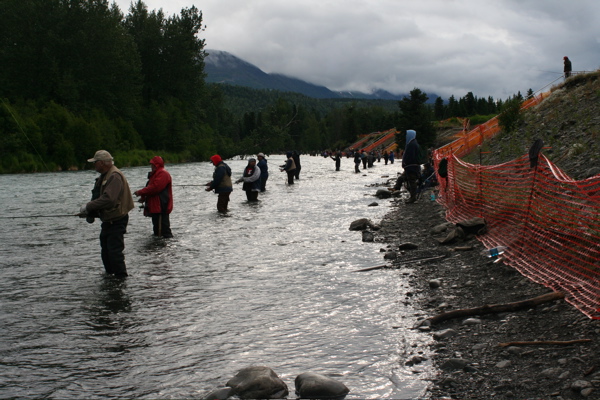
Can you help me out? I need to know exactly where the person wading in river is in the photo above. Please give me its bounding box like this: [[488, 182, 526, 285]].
[[236, 158, 261, 202], [133, 156, 173, 238], [205, 154, 233, 212], [80, 150, 135, 278]]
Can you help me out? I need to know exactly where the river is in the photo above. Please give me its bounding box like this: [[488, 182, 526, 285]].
[[0, 155, 433, 399]]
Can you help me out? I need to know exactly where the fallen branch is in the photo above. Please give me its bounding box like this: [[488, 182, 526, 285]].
[[498, 339, 591, 347], [426, 292, 565, 325], [352, 254, 447, 272]]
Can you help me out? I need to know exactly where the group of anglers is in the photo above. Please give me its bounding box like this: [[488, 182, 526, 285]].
[[77, 130, 422, 278]]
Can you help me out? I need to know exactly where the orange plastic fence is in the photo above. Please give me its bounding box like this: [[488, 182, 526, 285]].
[[436, 91, 551, 159], [362, 128, 398, 153], [433, 152, 600, 319]]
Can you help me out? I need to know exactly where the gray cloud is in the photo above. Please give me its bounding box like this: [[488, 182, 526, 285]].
[[115, 0, 600, 100]]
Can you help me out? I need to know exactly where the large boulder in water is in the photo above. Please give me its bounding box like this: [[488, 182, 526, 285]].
[[349, 218, 372, 231], [226, 366, 288, 399], [295, 372, 350, 399]]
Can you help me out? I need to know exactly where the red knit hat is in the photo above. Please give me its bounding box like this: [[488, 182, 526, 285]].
[[210, 155, 222, 165]]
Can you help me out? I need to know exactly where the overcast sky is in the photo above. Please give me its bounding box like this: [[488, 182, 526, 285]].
[[114, 0, 599, 100]]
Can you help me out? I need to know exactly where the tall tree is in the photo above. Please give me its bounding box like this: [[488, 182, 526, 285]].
[[395, 88, 436, 149]]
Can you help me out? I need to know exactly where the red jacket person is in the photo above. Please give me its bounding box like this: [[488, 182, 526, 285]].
[[134, 156, 173, 238]]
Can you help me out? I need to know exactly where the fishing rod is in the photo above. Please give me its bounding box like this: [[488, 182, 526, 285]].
[[0, 213, 84, 219]]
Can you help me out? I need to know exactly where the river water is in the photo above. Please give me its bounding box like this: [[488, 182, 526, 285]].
[[0, 155, 433, 399]]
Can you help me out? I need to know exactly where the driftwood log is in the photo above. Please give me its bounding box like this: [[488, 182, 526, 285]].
[[426, 291, 565, 325], [352, 254, 447, 272], [498, 339, 591, 347]]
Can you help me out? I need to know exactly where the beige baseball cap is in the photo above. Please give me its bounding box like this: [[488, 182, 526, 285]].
[[87, 150, 113, 162]]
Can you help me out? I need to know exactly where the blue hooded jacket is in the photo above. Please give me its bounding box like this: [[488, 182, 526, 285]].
[[402, 129, 421, 174]]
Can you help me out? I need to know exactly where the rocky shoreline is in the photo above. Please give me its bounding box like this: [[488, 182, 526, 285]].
[[374, 191, 600, 399]]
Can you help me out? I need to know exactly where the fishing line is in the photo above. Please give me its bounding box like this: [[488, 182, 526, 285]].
[[1, 98, 51, 172], [0, 214, 82, 219]]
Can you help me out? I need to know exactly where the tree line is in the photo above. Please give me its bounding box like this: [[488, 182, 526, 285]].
[[0, 0, 512, 174]]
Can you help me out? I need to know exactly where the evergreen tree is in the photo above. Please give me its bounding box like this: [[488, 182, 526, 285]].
[[395, 88, 436, 149]]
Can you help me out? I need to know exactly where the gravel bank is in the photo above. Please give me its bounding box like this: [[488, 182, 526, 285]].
[[374, 192, 600, 400]]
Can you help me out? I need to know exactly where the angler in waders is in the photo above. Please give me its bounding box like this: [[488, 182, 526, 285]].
[[80, 150, 135, 278], [134, 156, 173, 238]]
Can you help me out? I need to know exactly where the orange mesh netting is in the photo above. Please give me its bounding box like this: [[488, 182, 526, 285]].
[[433, 152, 600, 319]]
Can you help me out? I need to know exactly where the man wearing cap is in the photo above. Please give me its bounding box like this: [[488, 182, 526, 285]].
[[80, 150, 135, 277], [236, 158, 261, 202], [205, 154, 233, 212], [257, 153, 269, 192], [133, 156, 173, 238]]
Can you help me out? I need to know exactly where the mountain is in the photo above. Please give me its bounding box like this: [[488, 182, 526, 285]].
[[204, 49, 415, 100]]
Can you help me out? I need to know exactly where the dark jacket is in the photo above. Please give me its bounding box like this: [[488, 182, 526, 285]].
[[209, 162, 233, 193], [136, 156, 173, 215], [257, 158, 268, 179], [402, 130, 421, 175]]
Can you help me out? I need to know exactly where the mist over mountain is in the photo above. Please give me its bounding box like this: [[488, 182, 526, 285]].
[[205, 50, 428, 101]]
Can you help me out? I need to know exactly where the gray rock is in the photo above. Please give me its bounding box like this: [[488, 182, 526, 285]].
[[398, 242, 419, 250], [375, 189, 392, 199], [383, 251, 397, 260], [541, 368, 564, 378], [433, 329, 457, 340], [429, 279, 441, 289], [405, 355, 427, 366], [582, 388, 595, 397], [295, 372, 350, 399], [496, 360, 512, 368], [505, 346, 524, 356], [368, 202, 379, 207], [349, 218, 372, 231], [362, 231, 375, 242], [431, 222, 454, 234], [226, 366, 289, 399], [440, 358, 469, 371], [462, 318, 482, 326], [571, 380, 592, 391]]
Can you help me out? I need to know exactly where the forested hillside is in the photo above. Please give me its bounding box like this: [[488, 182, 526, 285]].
[[0, 0, 509, 174]]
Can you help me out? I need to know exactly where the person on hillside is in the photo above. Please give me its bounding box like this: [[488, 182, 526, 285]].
[[280, 152, 297, 184], [257, 153, 269, 192], [353, 152, 361, 173], [236, 158, 261, 202], [389, 150, 395, 164], [133, 156, 173, 238], [292, 151, 301, 179], [331, 151, 341, 171], [79, 150, 135, 278], [205, 155, 233, 212], [402, 130, 422, 204], [564, 56, 572, 78], [383, 151, 389, 165]]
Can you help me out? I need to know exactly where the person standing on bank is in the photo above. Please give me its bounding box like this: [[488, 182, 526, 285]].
[[79, 150, 135, 278], [402, 130, 422, 204], [237, 158, 261, 201], [280, 152, 297, 184], [133, 156, 173, 238], [205, 154, 233, 213], [563, 56, 572, 78], [257, 153, 269, 192]]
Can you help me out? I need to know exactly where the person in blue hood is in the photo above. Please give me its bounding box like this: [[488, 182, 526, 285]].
[[402, 129, 422, 204]]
